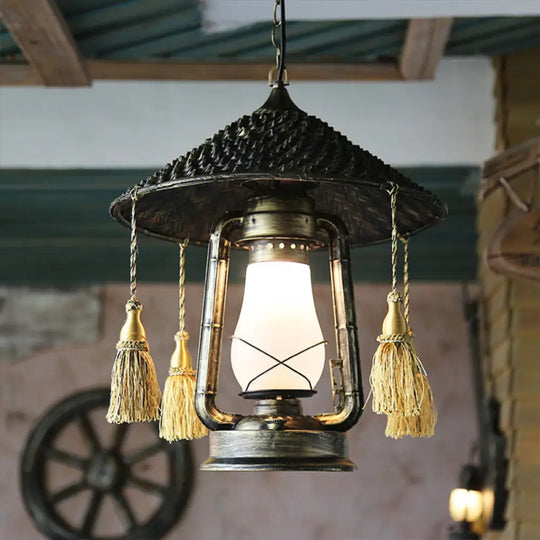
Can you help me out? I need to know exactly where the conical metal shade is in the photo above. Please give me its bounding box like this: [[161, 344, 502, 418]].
[[110, 83, 447, 247]]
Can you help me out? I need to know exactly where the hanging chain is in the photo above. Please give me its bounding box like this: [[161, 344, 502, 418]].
[[269, 0, 288, 85], [129, 189, 138, 301], [178, 239, 189, 333], [389, 184, 399, 292], [271, 0, 281, 72]]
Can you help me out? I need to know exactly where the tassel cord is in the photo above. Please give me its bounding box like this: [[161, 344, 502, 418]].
[[399, 236, 431, 377], [400, 235, 429, 390], [178, 239, 189, 333], [129, 189, 138, 302], [389, 184, 399, 292], [402, 236, 410, 326]]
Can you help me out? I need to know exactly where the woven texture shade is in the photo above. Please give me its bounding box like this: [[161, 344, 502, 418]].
[[110, 84, 447, 247]]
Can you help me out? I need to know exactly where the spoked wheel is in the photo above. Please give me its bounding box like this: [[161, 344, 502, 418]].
[[21, 389, 193, 540]]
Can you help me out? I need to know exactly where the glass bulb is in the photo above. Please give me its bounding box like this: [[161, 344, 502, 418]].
[[231, 260, 325, 395], [449, 488, 484, 523], [482, 488, 495, 523]]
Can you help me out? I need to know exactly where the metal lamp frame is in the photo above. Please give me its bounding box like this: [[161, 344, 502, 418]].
[[194, 207, 363, 471]]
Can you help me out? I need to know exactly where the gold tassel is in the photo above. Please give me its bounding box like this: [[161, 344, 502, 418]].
[[381, 235, 437, 438], [159, 331, 208, 441], [369, 185, 437, 438], [385, 372, 437, 438], [159, 240, 208, 441], [106, 299, 162, 423], [107, 189, 162, 424], [370, 291, 425, 417]]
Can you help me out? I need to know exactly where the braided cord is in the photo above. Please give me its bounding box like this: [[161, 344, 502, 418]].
[[389, 185, 398, 292], [402, 237, 410, 325], [129, 190, 138, 300], [178, 239, 189, 332]]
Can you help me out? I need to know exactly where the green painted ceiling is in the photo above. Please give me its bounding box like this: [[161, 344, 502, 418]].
[[0, 167, 477, 286], [1, 0, 540, 62]]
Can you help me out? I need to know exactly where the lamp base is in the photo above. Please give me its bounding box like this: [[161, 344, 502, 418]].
[[448, 524, 481, 540], [200, 430, 355, 472]]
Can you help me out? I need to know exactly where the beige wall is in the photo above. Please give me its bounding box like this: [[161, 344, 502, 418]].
[[1, 283, 476, 540]]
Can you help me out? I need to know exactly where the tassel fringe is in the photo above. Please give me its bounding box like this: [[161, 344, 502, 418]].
[[159, 367, 208, 441], [370, 335, 425, 417], [385, 373, 437, 438], [106, 340, 162, 423]]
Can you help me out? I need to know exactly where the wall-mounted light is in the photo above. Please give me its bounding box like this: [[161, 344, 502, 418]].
[[448, 293, 508, 536], [108, 0, 446, 471], [448, 465, 484, 539]]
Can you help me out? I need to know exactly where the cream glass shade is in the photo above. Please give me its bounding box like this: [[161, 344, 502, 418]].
[[231, 261, 325, 393]]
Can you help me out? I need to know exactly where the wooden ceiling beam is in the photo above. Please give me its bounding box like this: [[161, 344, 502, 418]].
[[0, 63, 38, 86], [0, 0, 90, 86], [0, 60, 402, 85], [400, 18, 453, 80]]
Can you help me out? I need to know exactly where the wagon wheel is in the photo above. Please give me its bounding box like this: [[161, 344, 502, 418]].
[[21, 388, 193, 540]]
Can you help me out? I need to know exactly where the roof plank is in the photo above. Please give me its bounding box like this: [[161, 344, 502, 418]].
[[400, 18, 453, 80], [0, 59, 402, 85], [0, 63, 38, 85], [0, 0, 90, 86]]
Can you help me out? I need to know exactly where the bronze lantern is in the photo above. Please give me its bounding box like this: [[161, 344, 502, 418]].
[[110, 81, 446, 472], [109, 0, 446, 472]]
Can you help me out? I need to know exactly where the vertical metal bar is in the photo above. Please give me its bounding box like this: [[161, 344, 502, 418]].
[[462, 286, 508, 530], [195, 215, 244, 430], [315, 215, 363, 431], [462, 289, 490, 475]]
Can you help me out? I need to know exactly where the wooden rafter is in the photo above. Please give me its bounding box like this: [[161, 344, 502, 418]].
[[400, 18, 453, 80], [0, 0, 90, 86], [0, 60, 402, 85]]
